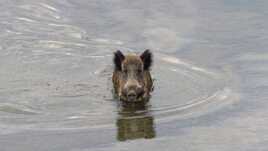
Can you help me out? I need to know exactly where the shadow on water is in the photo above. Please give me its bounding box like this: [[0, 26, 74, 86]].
[[116, 102, 156, 141]]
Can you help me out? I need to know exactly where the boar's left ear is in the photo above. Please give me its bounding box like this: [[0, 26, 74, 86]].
[[140, 49, 152, 70], [113, 50, 125, 71]]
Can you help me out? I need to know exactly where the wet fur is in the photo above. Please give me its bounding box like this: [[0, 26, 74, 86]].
[[112, 50, 153, 102]]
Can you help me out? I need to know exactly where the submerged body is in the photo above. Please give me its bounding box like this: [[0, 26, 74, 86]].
[[112, 50, 153, 102]]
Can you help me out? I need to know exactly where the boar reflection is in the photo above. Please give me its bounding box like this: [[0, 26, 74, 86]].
[[116, 102, 155, 141]]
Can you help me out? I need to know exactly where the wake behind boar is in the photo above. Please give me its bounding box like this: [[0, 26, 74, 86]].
[[112, 50, 153, 102]]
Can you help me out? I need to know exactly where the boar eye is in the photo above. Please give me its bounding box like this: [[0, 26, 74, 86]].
[[137, 69, 142, 74], [123, 69, 127, 74]]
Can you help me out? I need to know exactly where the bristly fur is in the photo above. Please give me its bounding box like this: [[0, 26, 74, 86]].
[[140, 49, 152, 70], [114, 50, 125, 71], [112, 49, 153, 102]]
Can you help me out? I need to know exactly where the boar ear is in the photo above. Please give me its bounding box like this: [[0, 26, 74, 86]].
[[140, 49, 152, 70], [113, 50, 125, 70]]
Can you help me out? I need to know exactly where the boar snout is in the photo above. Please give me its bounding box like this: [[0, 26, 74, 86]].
[[122, 80, 144, 102]]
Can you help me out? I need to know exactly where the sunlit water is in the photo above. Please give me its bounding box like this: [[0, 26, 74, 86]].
[[0, 0, 268, 151]]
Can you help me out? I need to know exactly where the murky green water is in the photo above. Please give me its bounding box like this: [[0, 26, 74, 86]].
[[0, 0, 268, 150]]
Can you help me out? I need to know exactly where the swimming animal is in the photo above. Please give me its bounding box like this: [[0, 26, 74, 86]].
[[112, 49, 153, 102]]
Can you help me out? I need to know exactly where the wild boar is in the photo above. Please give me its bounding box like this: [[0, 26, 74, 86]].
[[112, 49, 153, 102]]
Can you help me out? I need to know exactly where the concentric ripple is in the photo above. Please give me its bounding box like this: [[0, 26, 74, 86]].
[[0, 52, 239, 133]]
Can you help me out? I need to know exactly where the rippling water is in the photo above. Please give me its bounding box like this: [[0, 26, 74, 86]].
[[0, 0, 268, 151]]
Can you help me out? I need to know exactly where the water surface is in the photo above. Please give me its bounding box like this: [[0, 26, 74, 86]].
[[0, 0, 268, 150]]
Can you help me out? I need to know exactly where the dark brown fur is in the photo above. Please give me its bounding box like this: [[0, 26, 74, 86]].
[[112, 50, 153, 102]]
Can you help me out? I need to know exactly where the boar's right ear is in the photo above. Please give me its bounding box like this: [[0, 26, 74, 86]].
[[113, 50, 125, 70]]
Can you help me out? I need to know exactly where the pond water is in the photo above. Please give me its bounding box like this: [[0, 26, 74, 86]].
[[0, 0, 268, 150]]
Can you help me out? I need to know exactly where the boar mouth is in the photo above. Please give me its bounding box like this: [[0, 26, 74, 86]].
[[119, 92, 145, 102]]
